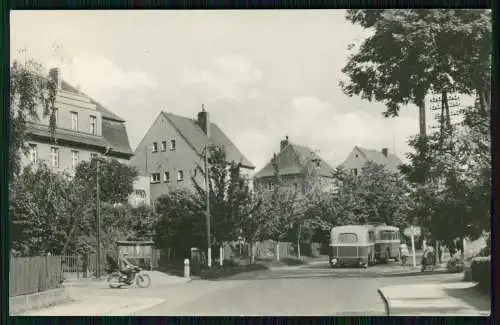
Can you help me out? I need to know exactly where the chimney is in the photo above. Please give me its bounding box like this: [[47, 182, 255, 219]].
[[280, 136, 289, 152], [49, 67, 62, 90], [197, 104, 210, 136], [382, 148, 388, 157]]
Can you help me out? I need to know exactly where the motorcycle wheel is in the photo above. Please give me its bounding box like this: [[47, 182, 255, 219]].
[[136, 273, 151, 288], [108, 273, 122, 288]]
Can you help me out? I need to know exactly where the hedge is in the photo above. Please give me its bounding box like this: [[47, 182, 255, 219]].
[[470, 255, 490, 295], [200, 263, 269, 279]]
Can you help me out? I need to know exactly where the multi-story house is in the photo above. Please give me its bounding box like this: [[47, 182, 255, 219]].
[[254, 136, 336, 192], [22, 67, 134, 174], [338, 146, 403, 176], [130, 107, 255, 203]]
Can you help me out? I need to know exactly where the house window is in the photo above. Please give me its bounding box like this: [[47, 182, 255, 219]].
[[268, 182, 274, 191], [135, 190, 146, 199], [352, 168, 358, 176], [164, 172, 170, 183], [150, 173, 160, 183], [89, 115, 97, 135], [177, 170, 184, 181], [193, 168, 197, 177], [161, 141, 167, 152], [71, 150, 79, 170], [28, 144, 37, 163], [90, 153, 99, 160], [316, 161, 321, 168], [71, 111, 78, 131], [152, 142, 158, 153], [51, 147, 59, 168], [170, 139, 176, 151]]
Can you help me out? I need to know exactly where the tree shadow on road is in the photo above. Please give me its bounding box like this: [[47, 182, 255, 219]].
[[444, 284, 491, 312]]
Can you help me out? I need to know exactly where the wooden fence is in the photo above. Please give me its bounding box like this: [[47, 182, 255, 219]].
[[9, 256, 63, 297]]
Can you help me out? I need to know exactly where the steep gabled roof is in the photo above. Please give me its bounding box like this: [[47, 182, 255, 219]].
[[340, 146, 403, 172], [59, 80, 132, 156], [161, 111, 255, 169], [254, 142, 335, 179]]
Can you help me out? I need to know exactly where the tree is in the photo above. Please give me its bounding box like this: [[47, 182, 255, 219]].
[[9, 161, 87, 256], [73, 157, 138, 204], [9, 56, 57, 182], [400, 101, 491, 254], [191, 145, 255, 265], [314, 162, 412, 231], [340, 9, 491, 133], [153, 189, 206, 262]]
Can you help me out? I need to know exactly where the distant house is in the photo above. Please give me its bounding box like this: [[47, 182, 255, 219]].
[[254, 136, 336, 191], [22, 67, 134, 174], [338, 146, 403, 176], [130, 107, 255, 203]]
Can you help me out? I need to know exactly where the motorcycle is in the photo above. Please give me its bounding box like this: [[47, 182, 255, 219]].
[[107, 265, 151, 289]]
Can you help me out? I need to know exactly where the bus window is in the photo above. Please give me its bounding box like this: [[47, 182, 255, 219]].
[[381, 230, 397, 240], [339, 233, 358, 244]]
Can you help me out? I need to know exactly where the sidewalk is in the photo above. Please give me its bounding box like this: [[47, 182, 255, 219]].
[[20, 295, 165, 316], [378, 281, 491, 316]]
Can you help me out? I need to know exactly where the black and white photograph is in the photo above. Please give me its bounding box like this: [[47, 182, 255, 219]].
[[8, 9, 492, 316]]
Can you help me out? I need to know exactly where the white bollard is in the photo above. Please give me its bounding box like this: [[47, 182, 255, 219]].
[[184, 259, 190, 278]]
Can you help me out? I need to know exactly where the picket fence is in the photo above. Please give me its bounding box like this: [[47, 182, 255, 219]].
[[9, 256, 63, 297]]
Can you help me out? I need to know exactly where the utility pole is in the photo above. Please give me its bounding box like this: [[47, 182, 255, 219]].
[[96, 159, 102, 279], [205, 144, 212, 268]]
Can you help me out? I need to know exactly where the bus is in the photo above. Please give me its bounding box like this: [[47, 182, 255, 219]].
[[374, 225, 401, 263], [329, 225, 376, 268]]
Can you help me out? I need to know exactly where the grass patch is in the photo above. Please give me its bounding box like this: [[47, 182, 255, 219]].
[[199, 263, 269, 279]]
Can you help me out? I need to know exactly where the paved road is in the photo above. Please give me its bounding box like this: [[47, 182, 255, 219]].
[[127, 272, 463, 316]]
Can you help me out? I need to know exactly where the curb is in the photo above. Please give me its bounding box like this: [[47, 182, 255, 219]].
[[377, 288, 390, 316]]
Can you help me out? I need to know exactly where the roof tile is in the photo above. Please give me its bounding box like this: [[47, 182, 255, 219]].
[[162, 111, 255, 169], [254, 142, 335, 179]]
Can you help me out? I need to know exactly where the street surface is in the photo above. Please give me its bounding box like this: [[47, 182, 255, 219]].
[[23, 263, 470, 316]]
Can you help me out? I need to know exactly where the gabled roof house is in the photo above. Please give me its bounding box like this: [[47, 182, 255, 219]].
[[130, 107, 255, 202], [338, 146, 403, 176], [254, 136, 335, 190]]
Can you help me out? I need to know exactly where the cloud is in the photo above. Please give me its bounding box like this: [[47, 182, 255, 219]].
[[276, 96, 418, 168], [52, 53, 158, 106], [180, 54, 263, 101]]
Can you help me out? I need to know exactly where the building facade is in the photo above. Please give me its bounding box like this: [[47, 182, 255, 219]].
[[338, 146, 403, 176], [22, 67, 134, 175], [130, 107, 255, 203], [254, 136, 336, 192]]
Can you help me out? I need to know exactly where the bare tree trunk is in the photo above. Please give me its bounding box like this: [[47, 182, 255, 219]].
[[276, 241, 280, 261], [297, 225, 302, 259], [251, 241, 257, 264], [418, 101, 427, 137], [219, 244, 224, 267]]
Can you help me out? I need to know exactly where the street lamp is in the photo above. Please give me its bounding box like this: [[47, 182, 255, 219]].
[[204, 144, 212, 268]]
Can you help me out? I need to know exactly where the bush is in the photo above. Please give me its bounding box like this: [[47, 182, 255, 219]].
[[470, 256, 491, 295], [446, 255, 465, 273]]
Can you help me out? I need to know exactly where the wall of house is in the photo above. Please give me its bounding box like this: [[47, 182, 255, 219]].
[[339, 148, 367, 175], [31, 89, 103, 137], [130, 113, 207, 202], [20, 139, 100, 174], [129, 176, 152, 207]]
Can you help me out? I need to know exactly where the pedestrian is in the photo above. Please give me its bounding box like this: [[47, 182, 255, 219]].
[[399, 242, 410, 266]]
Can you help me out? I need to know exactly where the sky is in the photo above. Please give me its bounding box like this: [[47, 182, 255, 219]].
[[10, 10, 473, 172]]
